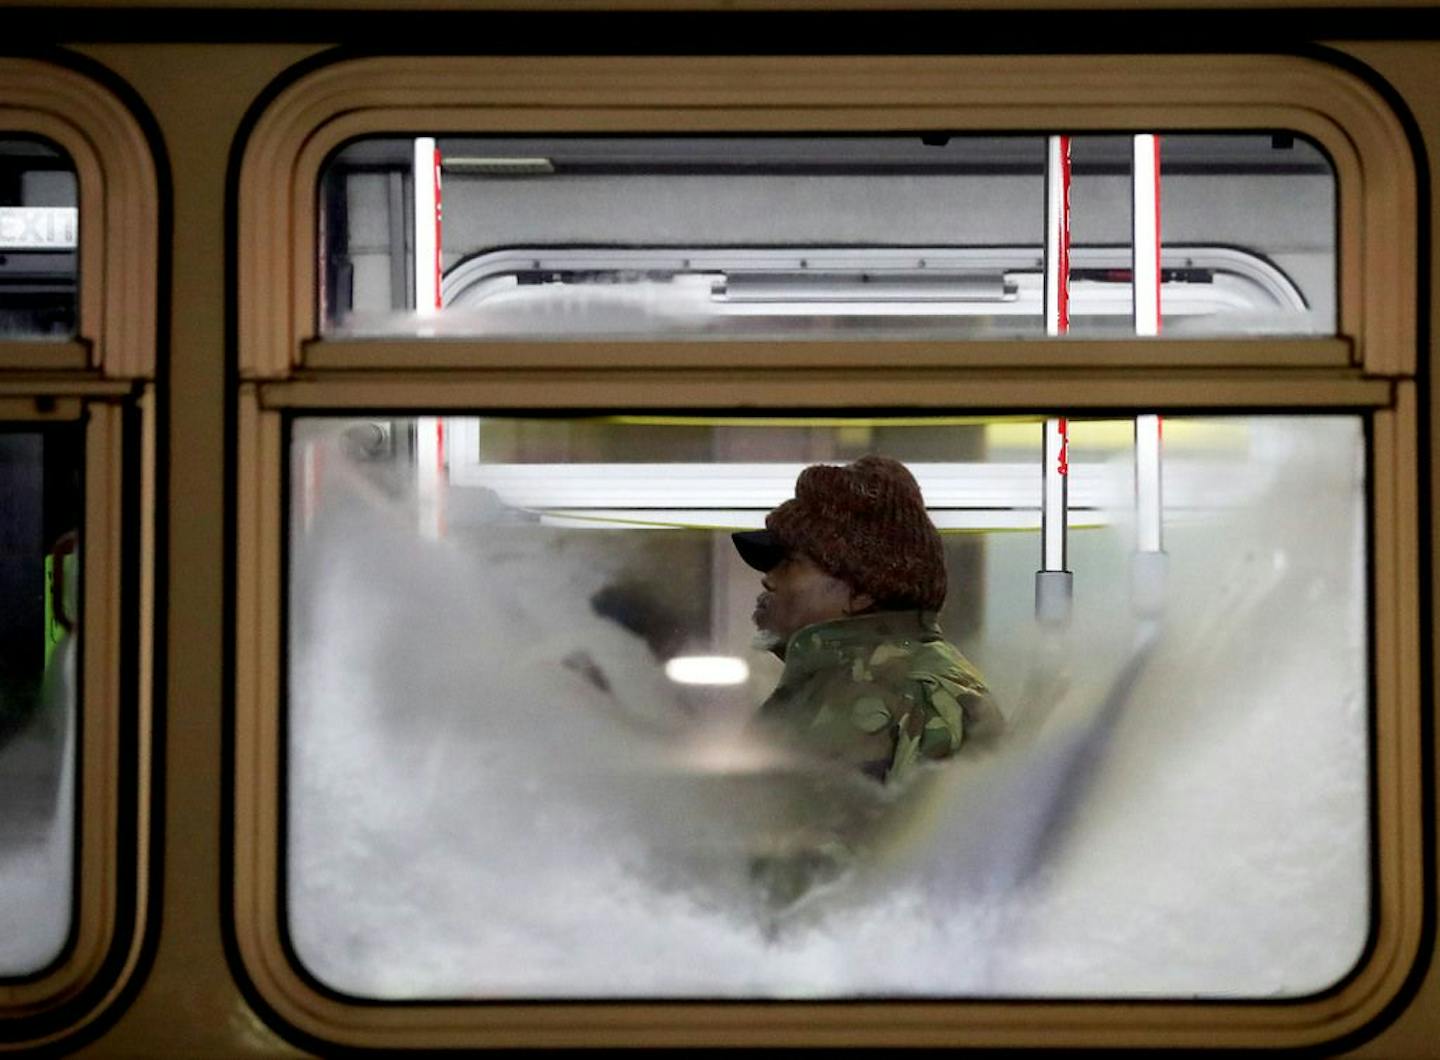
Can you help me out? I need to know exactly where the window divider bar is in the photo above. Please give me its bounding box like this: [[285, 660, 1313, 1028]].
[[295, 336, 1357, 374], [258, 368, 1392, 411], [0, 340, 94, 372], [0, 376, 139, 398]]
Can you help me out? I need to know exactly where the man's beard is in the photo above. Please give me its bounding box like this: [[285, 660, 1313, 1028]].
[[751, 627, 785, 654]]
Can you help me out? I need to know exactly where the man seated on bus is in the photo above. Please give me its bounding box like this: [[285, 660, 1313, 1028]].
[[732, 455, 1002, 912], [734, 454, 1001, 784]]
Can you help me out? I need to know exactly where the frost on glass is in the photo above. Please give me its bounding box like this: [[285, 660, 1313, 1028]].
[[318, 134, 1335, 342], [286, 414, 1368, 1000], [0, 139, 78, 340], [0, 428, 79, 976]]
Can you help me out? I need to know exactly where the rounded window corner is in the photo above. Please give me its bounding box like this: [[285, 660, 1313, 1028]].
[[0, 56, 159, 381], [0, 839, 149, 1051]]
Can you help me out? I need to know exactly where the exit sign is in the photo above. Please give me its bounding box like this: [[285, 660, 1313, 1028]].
[[0, 207, 78, 249]]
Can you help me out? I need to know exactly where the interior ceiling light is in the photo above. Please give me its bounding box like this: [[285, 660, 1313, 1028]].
[[718, 271, 1014, 303], [664, 656, 750, 686], [441, 157, 555, 175]]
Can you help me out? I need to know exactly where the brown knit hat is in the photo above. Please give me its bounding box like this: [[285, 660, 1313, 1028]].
[[734, 456, 947, 612]]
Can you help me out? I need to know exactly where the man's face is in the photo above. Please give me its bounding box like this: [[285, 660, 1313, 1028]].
[[752, 551, 868, 651]]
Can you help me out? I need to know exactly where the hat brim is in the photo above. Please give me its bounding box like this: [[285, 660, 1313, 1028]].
[[731, 529, 787, 572]]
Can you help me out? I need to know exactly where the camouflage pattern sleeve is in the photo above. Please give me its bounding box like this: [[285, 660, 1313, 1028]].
[[882, 643, 997, 785], [881, 677, 949, 785]]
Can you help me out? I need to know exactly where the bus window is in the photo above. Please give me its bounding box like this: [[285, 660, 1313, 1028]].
[[317, 133, 1334, 342], [0, 139, 78, 340], [0, 424, 81, 977], [284, 413, 1367, 1000]]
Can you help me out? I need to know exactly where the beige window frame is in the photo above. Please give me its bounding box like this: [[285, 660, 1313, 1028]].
[[233, 54, 1423, 1050], [0, 58, 157, 1048]]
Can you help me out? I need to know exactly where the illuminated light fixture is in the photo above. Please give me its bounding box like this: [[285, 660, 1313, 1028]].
[[718, 271, 1014, 303], [452, 461, 1119, 508], [535, 509, 1108, 531], [442, 157, 555, 175], [447, 459, 1269, 517], [664, 656, 750, 686]]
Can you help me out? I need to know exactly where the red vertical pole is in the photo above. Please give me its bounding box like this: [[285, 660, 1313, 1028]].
[[1038, 134, 1075, 625]]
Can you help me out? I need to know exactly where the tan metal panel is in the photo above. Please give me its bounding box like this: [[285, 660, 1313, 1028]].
[[231, 386, 286, 1046], [54, 42, 322, 1060], [12, 0, 1440, 7], [1362, 382, 1428, 1056], [1335, 41, 1440, 1054]]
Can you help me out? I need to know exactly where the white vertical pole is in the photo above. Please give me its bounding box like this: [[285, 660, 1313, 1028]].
[[300, 442, 317, 535], [1135, 414, 1163, 554], [416, 417, 446, 541], [414, 137, 446, 539], [413, 136, 441, 316], [1132, 134, 1166, 613], [1131, 134, 1161, 339], [1037, 135, 1074, 625]]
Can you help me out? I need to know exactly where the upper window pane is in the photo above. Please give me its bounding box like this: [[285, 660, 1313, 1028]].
[[318, 133, 1335, 341], [0, 139, 78, 340], [0, 425, 80, 976]]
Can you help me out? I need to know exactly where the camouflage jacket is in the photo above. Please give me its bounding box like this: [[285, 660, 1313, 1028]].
[[752, 610, 1001, 787]]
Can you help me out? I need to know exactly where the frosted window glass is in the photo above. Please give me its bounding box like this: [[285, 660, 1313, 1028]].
[[318, 134, 1336, 341], [0, 428, 79, 976], [286, 414, 1368, 999]]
